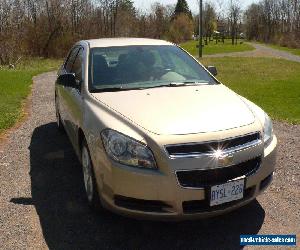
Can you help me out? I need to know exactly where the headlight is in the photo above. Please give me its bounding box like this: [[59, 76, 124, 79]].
[[263, 113, 273, 148], [101, 129, 157, 169]]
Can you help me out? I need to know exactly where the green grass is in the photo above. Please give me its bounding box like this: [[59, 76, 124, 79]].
[[180, 39, 254, 56], [0, 58, 61, 133], [1, 56, 299, 134], [263, 43, 300, 56], [200, 57, 300, 124]]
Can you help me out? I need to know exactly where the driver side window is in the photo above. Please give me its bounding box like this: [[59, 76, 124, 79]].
[[65, 47, 79, 73], [71, 48, 83, 83]]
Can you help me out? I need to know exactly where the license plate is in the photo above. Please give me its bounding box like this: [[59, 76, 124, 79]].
[[210, 179, 244, 206]]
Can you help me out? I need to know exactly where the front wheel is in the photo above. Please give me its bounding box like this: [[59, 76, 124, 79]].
[[55, 96, 64, 132], [81, 139, 103, 210]]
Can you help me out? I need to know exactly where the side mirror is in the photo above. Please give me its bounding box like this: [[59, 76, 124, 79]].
[[206, 66, 218, 76], [57, 73, 77, 88]]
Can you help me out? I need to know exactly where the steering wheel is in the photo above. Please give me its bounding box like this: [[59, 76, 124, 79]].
[[152, 67, 172, 80]]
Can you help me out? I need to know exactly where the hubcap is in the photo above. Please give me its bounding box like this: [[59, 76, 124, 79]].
[[82, 146, 93, 202]]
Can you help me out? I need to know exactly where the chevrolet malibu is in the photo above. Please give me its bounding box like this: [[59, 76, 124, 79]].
[[55, 38, 277, 220]]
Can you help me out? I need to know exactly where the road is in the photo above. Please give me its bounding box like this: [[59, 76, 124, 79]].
[[205, 42, 300, 63], [0, 72, 299, 250]]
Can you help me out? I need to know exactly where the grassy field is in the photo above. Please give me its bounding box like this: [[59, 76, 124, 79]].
[[200, 57, 300, 124], [181, 39, 254, 56], [1, 56, 299, 135], [0, 58, 61, 133]]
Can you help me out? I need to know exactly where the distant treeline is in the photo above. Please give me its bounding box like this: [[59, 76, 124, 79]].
[[244, 0, 300, 48], [0, 0, 245, 64], [0, 0, 193, 64], [0, 0, 299, 65]]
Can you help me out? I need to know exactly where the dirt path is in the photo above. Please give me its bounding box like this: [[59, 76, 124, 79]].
[[0, 72, 299, 249], [205, 42, 300, 63]]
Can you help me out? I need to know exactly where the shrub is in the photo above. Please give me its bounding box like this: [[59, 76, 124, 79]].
[[167, 14, 194, 44]]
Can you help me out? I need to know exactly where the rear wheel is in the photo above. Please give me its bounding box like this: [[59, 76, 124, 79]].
[[81, 139, 103, 210]]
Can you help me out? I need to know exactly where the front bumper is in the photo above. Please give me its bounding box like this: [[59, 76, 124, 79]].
[[95, 135, 277, 221]]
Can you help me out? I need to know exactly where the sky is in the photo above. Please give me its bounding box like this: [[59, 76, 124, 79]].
[[133, 0, 260, 13]]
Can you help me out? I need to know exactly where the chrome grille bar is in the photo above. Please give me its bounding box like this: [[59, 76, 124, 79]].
[[165, 132, 262, 159]]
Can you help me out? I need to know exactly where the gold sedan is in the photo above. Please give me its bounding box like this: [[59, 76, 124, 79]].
[[55, 38, 277, 220]]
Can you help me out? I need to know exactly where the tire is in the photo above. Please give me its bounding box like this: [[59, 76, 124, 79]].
[[81, 139, 103, 210], [55, 97, 65, 132]]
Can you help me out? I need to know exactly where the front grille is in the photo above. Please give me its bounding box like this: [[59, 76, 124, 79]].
[[114, 195, 172, 213], [182, 186, 256, 214], [176, 157, 261, 188], [166, 132, 260, 156]]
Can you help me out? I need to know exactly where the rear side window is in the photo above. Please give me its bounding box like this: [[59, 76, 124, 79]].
[[65, 47, 79, 73]]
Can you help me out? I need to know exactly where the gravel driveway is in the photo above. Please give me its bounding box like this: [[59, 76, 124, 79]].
[[0, 72, 299, 250], [205, 42, 300, 63]]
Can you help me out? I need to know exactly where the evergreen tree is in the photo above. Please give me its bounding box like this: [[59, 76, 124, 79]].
[[174, 0, 192, 18]]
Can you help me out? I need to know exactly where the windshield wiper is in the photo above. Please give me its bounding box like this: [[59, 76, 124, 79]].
[[91, 81, 210, 92], [168, 81, 209, 86], [91, 86, 150, 92], [133, 81, 209, 90], [91, 87, 123, 92]]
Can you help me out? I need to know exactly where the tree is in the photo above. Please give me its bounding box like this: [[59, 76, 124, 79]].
[[228, 0, 241, 45], [173, 0, 192, 19], [167, 13, 194, 43], [5, 0, 300, 62], [203, 3, 217, 44], [244, 3, 262, 40], [243, 0, 300, 47], [115, 0, 137, 37]]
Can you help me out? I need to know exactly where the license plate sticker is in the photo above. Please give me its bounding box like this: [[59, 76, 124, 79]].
[[210, 179, 244, 206]]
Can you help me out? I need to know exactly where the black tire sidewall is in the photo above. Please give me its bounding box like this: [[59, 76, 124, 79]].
[[55, 96, 64, 132], [81, 139, 103, 211]]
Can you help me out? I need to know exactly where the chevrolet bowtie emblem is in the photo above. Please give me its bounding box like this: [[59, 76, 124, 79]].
[[217, 154, 234, 167]]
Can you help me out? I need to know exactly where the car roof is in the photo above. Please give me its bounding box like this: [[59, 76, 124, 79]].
[[84, 38, 174, 48]]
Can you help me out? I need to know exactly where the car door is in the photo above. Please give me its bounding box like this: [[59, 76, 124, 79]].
[[62, 47, 85, 149], [57, 46, 80, 135]]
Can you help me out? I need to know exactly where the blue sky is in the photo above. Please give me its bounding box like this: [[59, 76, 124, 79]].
[[134, 0, 260, 12]]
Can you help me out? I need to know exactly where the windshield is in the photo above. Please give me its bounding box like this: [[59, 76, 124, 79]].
[[89, 45, 218, 91]]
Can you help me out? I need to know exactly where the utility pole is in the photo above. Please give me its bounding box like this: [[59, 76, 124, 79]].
[[198, 0, 203, 58]]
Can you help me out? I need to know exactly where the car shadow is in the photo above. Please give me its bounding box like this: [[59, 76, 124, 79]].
[[19, 122, 265, 249]]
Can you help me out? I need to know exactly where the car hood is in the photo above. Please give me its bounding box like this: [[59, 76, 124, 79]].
[[91, 84, 255, 135]]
